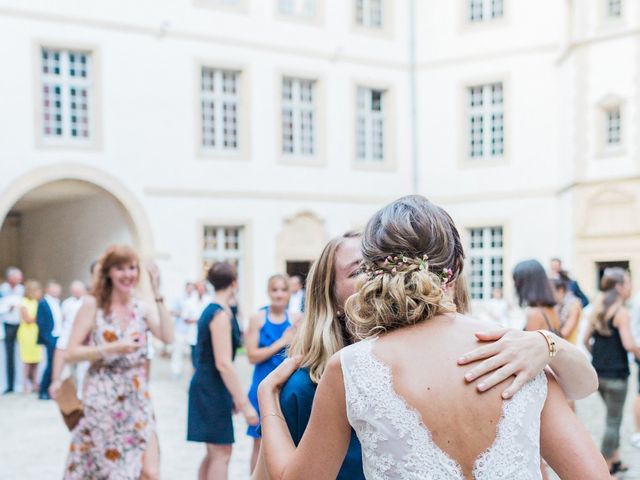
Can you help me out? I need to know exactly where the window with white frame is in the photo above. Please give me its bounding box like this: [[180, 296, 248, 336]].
[[468, 227, 503, 300], [468, 0, 503, 22], [279, 0, 316, 17], [197, 0, 243, 7], [607, 0, 622, 17], [282, 77, 316, 156], [468, 82, 504, 160], [356, 87, 385, 162], [202, 226, 244, 286], [201, 67, 240, 152], [41, 48, 92, 141], [605, 106, 621, 146], [355, 0, 383, 28]]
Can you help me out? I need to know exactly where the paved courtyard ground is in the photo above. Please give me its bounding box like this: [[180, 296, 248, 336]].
[[1, 355, 639, 479]]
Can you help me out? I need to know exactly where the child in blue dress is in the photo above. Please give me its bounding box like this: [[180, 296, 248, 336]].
[[246, 274, 301, 472]]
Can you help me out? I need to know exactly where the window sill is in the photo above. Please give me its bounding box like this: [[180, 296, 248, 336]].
[[275, 12, 324, 27], [351, 160, 396, 172], [459, 16, 508, 34], [596, 146, 626, 159], [350, 23, 393, 40], [36, 138, 100, 151], [278, 155, 326, 168], [198, 148, 249, 161], [192, 0, 248, 14], [458, 156, 508, 169]]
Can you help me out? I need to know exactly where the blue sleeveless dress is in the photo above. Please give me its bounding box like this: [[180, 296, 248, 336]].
[[246, 307, 291, 438], [187, 303, 242, 444]]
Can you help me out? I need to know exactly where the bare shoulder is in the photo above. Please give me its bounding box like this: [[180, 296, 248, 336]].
[[614, 305, 630, 326], [209, 307, 230, 329], [322, 352, 345, 384], [249, 309, 267, 326], [449, 313, 504, 350], [380, 313, 503, 356], [82, 295, 97, 308], [452, 313, 501, 332]]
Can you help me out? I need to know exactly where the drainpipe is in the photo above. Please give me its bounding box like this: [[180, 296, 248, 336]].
[[409, 0, 419, 194]]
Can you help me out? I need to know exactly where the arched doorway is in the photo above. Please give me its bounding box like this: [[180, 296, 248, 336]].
[[0, 164, 154, 289]]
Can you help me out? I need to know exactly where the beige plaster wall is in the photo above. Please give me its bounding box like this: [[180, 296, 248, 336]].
[[18, 195, 133, 293]]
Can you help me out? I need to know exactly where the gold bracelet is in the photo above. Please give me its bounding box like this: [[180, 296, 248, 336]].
[[536, 330, 557, 358], [262, 412, 286, 422]]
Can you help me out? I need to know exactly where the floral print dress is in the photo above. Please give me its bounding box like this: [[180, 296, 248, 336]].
[[65, 299, 155, 480]]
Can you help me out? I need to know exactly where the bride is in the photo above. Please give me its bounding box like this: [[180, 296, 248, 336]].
[[257, 195, 608, 479]]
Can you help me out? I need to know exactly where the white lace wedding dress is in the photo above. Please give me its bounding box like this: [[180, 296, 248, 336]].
[[340, 338, 548, 479]]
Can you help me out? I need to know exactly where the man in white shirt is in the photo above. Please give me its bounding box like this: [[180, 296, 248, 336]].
[[288, 274, 305, 314], [51, 280, 92, 398], [54, 281, 90, 394], [0, 267, 24, 394], [182, 281, 212, 369], [61, 281, 86, 338], [37, 282, 62, 399], [170, 282, 195, 377]]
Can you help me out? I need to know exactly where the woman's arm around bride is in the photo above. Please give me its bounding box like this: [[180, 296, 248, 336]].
[[258, 352, 608, 480]]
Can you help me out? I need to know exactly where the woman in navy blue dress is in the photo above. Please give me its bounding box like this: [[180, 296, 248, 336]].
[[187, 262, 258, 480], [245, 274, 300, 472]]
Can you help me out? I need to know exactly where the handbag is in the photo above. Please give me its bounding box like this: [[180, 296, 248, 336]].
[[55, 377, 84, 431]]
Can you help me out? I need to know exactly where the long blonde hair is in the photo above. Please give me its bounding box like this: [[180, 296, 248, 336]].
[[288, 231, 360, 383], [345, 195, 469, 339], [590, 267, 627, 336]]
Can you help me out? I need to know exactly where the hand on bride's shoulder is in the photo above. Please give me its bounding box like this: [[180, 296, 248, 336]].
[[457, 327, 550, 399]]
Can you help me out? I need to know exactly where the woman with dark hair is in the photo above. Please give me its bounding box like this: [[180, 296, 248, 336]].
[[187, 261, 258, 480], [64, 245, 173, 479], [585, 267, 640, 475], [255, 196, 607, 479], [513, 259, 562, 336]]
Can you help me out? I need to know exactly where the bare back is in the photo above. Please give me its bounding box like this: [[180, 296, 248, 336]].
[[340, 313, 547, 479]]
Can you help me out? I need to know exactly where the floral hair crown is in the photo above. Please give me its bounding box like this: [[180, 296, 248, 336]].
[[363, 254, 454, 289]]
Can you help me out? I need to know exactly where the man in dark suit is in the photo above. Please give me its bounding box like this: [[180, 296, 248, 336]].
[[36, 281, 62, 400]]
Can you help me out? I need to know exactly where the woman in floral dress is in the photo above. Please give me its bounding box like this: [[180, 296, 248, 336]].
[[64, 245, 173, 479]]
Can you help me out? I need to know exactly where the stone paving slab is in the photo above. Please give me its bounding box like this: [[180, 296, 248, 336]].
[[1, 356, 638, 479]]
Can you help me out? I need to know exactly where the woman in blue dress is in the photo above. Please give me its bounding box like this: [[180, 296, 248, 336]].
[[246, 274, 300, 472], [251, 229, 602, 480], [187, 262, 258, 480]]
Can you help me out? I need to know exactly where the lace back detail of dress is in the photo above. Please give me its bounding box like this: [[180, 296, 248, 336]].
[[340, 338, 547, 480]]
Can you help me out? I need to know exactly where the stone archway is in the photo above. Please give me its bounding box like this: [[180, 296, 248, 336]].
[[0, 164, 154, 288]]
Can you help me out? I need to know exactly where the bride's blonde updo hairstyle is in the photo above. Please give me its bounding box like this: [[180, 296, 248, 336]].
[[345, 195, 468, 339]]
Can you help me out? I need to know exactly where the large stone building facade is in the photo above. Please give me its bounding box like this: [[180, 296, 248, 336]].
[[0, 0, 637, 309]]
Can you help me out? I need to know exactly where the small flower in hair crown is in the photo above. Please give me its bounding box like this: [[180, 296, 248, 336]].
[[364, 254, 454, 288]]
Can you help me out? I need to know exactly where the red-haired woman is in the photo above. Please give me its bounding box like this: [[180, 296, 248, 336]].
[[64, 245, 173, 479]]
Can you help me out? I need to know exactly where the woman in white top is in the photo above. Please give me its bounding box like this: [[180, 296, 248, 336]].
[[257, 195, 608, 479]]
